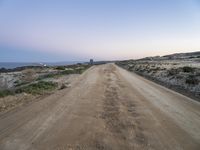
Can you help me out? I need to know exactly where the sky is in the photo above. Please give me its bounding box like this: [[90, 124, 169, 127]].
[[0, 0, 200, 62]]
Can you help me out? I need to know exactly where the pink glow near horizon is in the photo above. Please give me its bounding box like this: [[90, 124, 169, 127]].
[[0, 0, 200, 61]]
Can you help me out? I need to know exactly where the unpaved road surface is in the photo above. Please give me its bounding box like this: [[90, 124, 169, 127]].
[[0, 64, 200, 150]]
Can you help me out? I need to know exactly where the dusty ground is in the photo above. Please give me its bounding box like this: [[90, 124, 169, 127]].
[[0, 64, 200, 150]]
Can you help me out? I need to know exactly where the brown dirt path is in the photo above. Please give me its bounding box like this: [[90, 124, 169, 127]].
[[0, 64, 200, 150]]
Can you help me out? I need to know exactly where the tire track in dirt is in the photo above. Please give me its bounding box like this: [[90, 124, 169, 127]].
[[99, 64, 148, 149]]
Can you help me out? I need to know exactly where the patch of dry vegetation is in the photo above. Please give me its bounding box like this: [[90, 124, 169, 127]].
[[0, 63, 91, 112], [0, 64, 90, 92], [116, 59, 200, 100]]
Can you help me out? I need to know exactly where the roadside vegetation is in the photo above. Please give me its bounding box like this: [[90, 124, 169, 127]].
[[37, 64, 90, 80], [182, 66, 194, 73], [116, 58, 200, 101], [0, 81, 57, 98], [0, 64, 91, 98], [0, 63, 91, 112], [15, 81, 57, 95], [0, 89, 15, 97], [185, 75, 199, 85]]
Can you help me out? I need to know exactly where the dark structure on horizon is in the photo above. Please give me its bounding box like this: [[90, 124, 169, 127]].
[[90, 59, 94, 65]]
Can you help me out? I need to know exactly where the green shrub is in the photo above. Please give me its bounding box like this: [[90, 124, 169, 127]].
[[185, 76, 199, 85], [182, 66, 194, 73], [36, 65, 90, 81], [37, 73, 58, 80], [16, 81, 57, 94], [0, 90, 14, 97], [149, 67, 160, 72], [168, 68, 179, 76], [128, 65, 135, 71], [56, 66, 66, 70], [61, 69, 76, 75]]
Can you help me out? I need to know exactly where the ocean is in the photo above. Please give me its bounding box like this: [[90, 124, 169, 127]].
[[0, 61, 84, 69]]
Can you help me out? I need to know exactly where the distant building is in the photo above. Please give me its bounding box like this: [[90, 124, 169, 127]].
[[90, 59, 94, 65]]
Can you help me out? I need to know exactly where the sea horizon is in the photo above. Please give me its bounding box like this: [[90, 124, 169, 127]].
[[0, 61, 85, 69]]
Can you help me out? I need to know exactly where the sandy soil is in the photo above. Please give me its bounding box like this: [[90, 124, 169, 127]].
[[0, 64, 200, 150]]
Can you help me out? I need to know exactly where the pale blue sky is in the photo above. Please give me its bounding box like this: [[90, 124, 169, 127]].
[[0, 0, 200, 62]]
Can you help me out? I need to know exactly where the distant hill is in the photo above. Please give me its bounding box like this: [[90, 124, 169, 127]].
[[138, 51, 200, 61], [163, 51, 200, 59]]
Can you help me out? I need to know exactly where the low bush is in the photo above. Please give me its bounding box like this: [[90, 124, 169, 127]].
[[1, 81, 58, 97], [0, 90, 14, 97], [38, 65, 90, 80], [182, 66, 194, 73], [16, 81, 57, 94], [185, 76, 199, 85], [61, 69, 76, 75], [128, 65, 135, 71], [149, 67, 160, 72], [37, 73, 58, 80], [168, 68, 180, 76], [56, 66, 65, 70]]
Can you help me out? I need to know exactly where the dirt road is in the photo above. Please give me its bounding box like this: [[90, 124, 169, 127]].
[[0, 64, 200, 150]]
